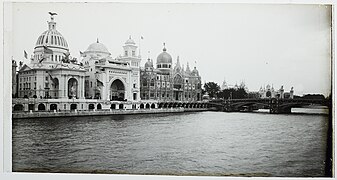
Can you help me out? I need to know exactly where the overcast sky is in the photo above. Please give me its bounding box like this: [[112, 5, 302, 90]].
[[10, 3, 332, 96]]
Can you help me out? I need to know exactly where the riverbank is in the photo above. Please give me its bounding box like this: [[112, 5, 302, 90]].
[[12, 108, 210, 119]]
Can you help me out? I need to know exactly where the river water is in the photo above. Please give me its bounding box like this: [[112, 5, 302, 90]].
[[12, 109, 329, 177]]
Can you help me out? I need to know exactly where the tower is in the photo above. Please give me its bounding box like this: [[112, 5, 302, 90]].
[[123, 36, 138, 58], [12, 59, 17, 97], [120, 36, 141, 101], [279, 85, 284, 99]]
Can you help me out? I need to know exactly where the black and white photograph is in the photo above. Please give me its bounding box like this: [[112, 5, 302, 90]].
[[2, 1, 334, 179]]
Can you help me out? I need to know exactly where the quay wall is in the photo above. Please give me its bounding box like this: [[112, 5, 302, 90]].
[[12, 108, 209, 119]]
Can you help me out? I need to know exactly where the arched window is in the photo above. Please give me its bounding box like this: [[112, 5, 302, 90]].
[[143, 80, 147, 86]]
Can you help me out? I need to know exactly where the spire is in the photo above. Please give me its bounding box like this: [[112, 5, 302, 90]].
[[186, 62, 191, 73], [147, 51, 150, 59], [174, 56, 181, 71], [96, 38, 99, 43], [48, 12, 57, 30], [129, 35, 131, 39], [163, 42, 166, 51]]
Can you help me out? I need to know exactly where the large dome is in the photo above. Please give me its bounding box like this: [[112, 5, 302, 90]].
[[35, 27, 68, 50], [33, 14, 70, 64], [157, 47, 172, 64], [84, 41, 111, 55]]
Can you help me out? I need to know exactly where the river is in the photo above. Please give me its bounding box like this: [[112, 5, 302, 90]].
[[12, 109, 329, 177]]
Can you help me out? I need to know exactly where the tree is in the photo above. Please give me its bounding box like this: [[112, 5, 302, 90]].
[[218, 87, 248, 99], [204, 82, 220, 98]]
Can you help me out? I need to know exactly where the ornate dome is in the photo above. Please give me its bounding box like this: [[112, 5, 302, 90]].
[[157, 47, 172, 64], [84, 40, 111, 56], [192, 67, 199, 76], [34, 16, 68, 50], [35, 30, 68, 49], [145, 58, 153, 68]]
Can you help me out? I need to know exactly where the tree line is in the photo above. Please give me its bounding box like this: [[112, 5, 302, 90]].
[[203, 81, 329, 100], [203, 82, 248, 99]]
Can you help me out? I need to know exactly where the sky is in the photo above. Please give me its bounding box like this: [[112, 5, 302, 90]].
[[10, 2, 332, 96]]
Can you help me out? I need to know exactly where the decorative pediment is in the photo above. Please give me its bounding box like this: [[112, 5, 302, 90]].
[[18, 64, 32, 72]]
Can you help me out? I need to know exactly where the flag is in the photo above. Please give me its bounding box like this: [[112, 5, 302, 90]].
[[43, 46, 53, 54], [48, 72, 58, 85], [39, 55, 45, 63], [24, 50, 28, 59], [97, 79, 104, 86]]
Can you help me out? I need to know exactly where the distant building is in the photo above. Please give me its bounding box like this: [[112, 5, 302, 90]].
[[221, 79, 248, 92], [258, 85, 294, 99]]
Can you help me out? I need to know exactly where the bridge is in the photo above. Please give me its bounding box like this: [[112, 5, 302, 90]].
[[209, 98, 331, 114]]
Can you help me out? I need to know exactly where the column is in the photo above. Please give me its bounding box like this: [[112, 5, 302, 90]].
[[102, 72, 108, 100], [79, 76, 85, 99], [64, 75, 68, 99], [59, 75, 66, 99]]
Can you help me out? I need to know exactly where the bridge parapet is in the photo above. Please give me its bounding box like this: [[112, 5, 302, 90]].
[[209, 98, 331, 114]]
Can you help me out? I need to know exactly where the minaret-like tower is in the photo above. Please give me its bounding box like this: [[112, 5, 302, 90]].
[[123, 36, 138, 58], [120, 36, 141, 101]]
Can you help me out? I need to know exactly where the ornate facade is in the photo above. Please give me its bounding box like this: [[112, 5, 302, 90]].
[[15, 14, 86, 100], [12, 13, 204, 112], [81, 37, 141, 102], [140, 46, 202, 102], [14, 13, 141, 111]]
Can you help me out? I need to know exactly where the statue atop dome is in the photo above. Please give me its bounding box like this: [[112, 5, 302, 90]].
[[48, 12, 57, 21]]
